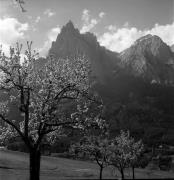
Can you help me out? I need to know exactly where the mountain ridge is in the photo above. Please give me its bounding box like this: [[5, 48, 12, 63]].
[[48, 21, 174, 86], [119, 34, 174, 84]]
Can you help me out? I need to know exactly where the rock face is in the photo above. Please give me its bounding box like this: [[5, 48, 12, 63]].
[[49, 20, 118, 84], [171, 44, 174, 52], [119, 34, 174, 84]]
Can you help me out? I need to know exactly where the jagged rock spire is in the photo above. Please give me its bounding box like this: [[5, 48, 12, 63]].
[[61, 20, 78, 34], [65, 20, 75, 29]]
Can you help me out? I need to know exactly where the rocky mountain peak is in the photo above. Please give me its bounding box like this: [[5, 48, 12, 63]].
[[49, 21, 81, 57], [64, 20, 74, 28], [48, 21, 118, 84], [133, 34, 168, 54], [121, 34, 173, 61], [119, 34, 174, 83], [134, 34, 161, 44], [60, 20, 79, 37]]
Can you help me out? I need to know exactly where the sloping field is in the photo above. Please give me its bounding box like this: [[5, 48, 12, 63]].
[[0, 149, 174, 179]]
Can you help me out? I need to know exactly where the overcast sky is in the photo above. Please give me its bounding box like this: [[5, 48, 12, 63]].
[[0, 0, 174, 56]]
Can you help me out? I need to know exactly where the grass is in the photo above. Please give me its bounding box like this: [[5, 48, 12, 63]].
[[0, 149, 174, 179]]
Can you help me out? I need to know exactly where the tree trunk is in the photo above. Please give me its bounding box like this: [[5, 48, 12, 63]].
[[120, 168, 125, 180], [152, 146, 155, 156], [29, 148, 41, 180], [99, 166, 103, 180], [132, 166, 135, 179]]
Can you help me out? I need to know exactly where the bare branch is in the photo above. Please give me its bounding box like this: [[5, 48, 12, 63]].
[[45, 121, 78, 127], [0, 114, 31, 147], [54, 84, 76, 101]]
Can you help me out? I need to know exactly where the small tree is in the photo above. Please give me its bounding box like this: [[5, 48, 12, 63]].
[[0, 42, 101, 180], [71, 134, 110, 180], [128, 137, 144, 179], [109, 130, 143, 179]]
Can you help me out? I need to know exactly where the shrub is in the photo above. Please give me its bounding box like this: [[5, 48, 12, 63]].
[[159, 156, 172, 171], [7, 142, 28, 152], [139, 154, 151, 168], [51, 139, 71, 153], [161, 150, 174, 156]]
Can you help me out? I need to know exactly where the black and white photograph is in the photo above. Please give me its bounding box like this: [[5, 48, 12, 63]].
[[0, 0, 174, 179]]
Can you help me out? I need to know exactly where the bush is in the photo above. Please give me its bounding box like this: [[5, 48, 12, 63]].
[[161, 150, 174, 156], [159, 156, 172, 171], [139, 154, 151, 168], [7, 141, 28, 152], [51, 139, 70, 153]]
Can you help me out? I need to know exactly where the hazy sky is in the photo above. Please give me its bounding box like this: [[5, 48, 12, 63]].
[[0, 0, 174, 56]]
